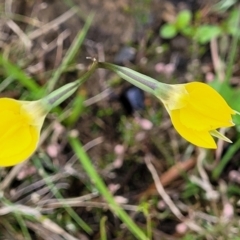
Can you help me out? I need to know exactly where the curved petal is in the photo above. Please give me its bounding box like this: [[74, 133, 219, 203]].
[[180, 104, 234, 131], [0, 124, 39, 166], [0, 98, 21, 112], [0, 110, 19, 136], [170, 109, 217, 148], [186, 82, 235, 123], [157, 84, 188, 110], [0, 98, 43, 166]]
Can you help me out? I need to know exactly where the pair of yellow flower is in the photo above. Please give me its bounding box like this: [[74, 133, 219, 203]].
[[0, 62, 237, 167]]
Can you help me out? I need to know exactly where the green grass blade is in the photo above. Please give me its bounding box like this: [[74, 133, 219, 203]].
[[65, 92, 86, 126], [33, 158, 93, 234], [1, 197, 32, 240], [0, 77, 14, 92], [69, 137, 148, 240], [0, 54, 42, 95], [47, 13, 94, 92], [100, 216, 107, 240], [13, 212, 32, 240], [212, 136, 240, 179], [225, 6, 240, 83]]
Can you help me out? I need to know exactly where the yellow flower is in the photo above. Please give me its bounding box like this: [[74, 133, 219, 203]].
[[98, 62, 237, 149], [158, 82, 236, 148], [0, 61, 98, 167], [0, 98, 47, 167]]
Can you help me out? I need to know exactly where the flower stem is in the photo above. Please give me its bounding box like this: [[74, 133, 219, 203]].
[[42, 60, 98, 111], [98, 62, 159, 94]]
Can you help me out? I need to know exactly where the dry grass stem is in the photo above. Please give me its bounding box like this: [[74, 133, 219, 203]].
[[144, 154, 184, 220], [6, 20, 32, 48], [28, 8, 78, 40]]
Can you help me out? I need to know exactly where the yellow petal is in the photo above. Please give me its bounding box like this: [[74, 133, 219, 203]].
[[209, 129, 232, 143], [170, 109, 217, 148], [0, 98, 22, 112], [0, 98, 45, 166], [186, 82, 235, 121], [156, 84, 189, 110], [179, 104, 234, 131], [0, 124, 39, 166], [0, 110, 19, 136], [20, 100, 47, 127]]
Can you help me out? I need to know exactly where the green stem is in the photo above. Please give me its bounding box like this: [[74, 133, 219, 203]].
[[97, 62, 187, 108], [69, 137, 148, 240], [225, 5, 240, 83], [47, 13, 94, 92], [42, 60, 97, 111], [98, 62, 159, 94]]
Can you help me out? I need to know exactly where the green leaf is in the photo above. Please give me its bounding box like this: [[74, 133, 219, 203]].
[[209, 79, 240, 128], [160, 24, 177, 39], [181, 26, 195, 37], [214, 0, 237, 12], [212, 136, 240, 180], [0, 54, 42, 96], [194, 25, 222, 44], [176, 10, 192, 30], [226, 8, 240, 36]]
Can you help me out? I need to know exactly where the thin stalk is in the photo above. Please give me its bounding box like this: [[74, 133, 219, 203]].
[[98, 62, 158, 94], [42, 60, 97, 111], [1, 197, 32, 240], [47, 13, 94, 92], [225, 5, 240, 83], [33, 158, 93, 234], [69, 137, 148, 240]]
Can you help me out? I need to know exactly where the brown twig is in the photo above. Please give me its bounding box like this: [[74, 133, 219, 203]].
[[137, 157, 196, 199], [144, 154, 184, 220]]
